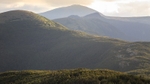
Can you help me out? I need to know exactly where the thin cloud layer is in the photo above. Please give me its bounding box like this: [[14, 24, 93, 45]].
[[119, 1, 150, 16], [44, 0, 93, 6], [0, 0, 150, 16], [0, 0, 93, 6], [0, 0, 94, 12], [106, 0, 150, 16]]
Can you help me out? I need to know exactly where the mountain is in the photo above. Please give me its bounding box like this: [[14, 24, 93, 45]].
[[106, 17, 150, 41], [83, 12, 105, 19], [40, 5, 96, 19], [1, 10, 150, 72], [54, 12, 132, 41], [54, 12, 150, 41], [109, 16, 150, 25], [1, 68, 150, 84]]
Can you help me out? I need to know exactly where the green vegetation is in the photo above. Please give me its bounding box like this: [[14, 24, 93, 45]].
[[127, 68, 150, 79], [1, 68, 150, 84]]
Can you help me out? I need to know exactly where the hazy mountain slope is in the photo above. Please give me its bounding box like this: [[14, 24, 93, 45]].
[[40, 5, 96, 19], [106, 19, 150, 41], [55, 12, 150, 41], [1, 10, 150, 72], [109, 16, 150, 25], [54, 13, 132, 41], [1, 69, 150, 84], [129, 17, 150, 25]]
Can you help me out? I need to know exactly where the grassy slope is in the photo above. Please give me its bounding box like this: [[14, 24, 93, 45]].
[[127, 68, 150, 79], [0, 10, 150, 72], [1, 69, 150, 84]]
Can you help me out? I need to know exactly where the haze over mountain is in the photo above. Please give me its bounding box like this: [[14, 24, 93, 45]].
[[54, 12, 131, 41], [54, 11, 150, 41], [109, 16, 150, 25], [106, 16, 150, 41], [1, 10, 150, 73], [40, 5, 96, 19], [39, 5, 150, 41]]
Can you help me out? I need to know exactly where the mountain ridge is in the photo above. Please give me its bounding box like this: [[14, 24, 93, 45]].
[[54, 12, 132, 41], [1, 10, 150, 72], [39, 4, 150, 42], [54, 11, 150, 41], [40, 5, 97, 19]]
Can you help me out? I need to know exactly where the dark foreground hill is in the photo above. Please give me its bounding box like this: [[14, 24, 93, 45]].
[[1, 10, 150, 72], [1, 68, 150, 84]]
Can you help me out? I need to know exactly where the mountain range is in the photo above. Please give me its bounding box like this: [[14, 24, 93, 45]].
[[40, 5, 96, 19], [54, 13, 131, 41], [54, 12, 150, 41], [39, 5, 150, 41], [1, 10, 150, 73]]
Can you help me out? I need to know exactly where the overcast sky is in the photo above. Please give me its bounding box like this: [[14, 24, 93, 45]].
[[0, 0, 150, 17]]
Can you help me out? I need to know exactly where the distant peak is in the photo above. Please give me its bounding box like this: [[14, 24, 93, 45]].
[[69, 4, 86, 7], [84, 12, 105, 18], [66, 4, 96, 11], [68, 15, 80, 19], [70, 4, 82, 6], [40, 4, 97, 19]]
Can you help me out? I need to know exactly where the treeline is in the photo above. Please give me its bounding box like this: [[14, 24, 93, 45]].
[[0, 68, 150, 84]]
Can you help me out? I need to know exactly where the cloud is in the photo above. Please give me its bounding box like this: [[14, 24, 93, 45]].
[[0, 2, 49, 13], [103, 0, 115, 1], [0, 3, 48, 13], [114, 1, 150, 16], [0, 0, 94, 13], [0, 0, 150, 16], [97, 0, 150, 17], [0, 0, 93, 6], [44, 0, 93, 6]]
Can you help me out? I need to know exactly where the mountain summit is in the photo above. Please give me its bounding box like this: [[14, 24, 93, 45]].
[[83, 12, 105, 19], [40, 5, 97, 19], [0, 10, 67, 30]]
